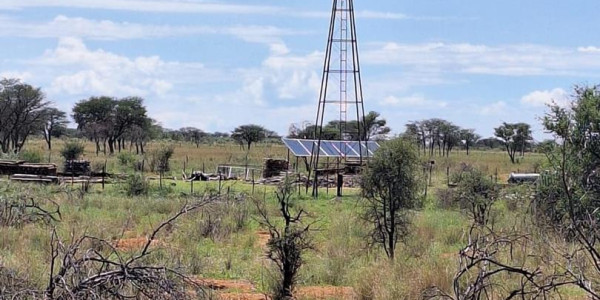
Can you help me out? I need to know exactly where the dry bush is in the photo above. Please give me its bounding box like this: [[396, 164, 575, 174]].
[[0, 266, 42, 299], [0, 190, 61, 227]]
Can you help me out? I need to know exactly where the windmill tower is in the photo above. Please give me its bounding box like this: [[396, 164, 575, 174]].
[[310, 0, 367, 196]]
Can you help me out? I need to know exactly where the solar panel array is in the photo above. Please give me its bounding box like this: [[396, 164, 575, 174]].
[[282, 138, 380, 158]]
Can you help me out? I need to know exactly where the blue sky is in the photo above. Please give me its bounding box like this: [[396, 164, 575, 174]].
[[2, 0, 600, 140]]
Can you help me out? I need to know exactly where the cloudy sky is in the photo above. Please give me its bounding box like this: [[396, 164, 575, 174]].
[[2, 0, 600, 139]]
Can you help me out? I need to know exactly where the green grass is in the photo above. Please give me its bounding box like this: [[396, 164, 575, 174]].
[[2, 139, 580, 299]]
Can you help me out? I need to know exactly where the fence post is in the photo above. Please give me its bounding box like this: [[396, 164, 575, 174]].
[[102, 161, 106, 190], [252, 169, 255, 195], [190, 169, 194, 195], [218, 172, 222, 195]]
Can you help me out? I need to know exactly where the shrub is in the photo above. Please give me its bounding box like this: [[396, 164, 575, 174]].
[[148, 145, 174, 173], [60, 141, 85, 161], [124, 173, 149, 196], [19, 150, 43, 163], [117, 152, 137, 167]]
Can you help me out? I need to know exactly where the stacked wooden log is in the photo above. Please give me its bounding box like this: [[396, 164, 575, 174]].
[[262, 159, 289, 178], [63, 160, 91, 176], [0, 160, 57, 176], [10, 174, 60, 184]]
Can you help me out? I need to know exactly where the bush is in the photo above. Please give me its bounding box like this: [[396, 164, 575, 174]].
[[19, 150, 43, 163], [124, 173, 149, 196], [117, 152, 137, 167], [60, 141, 85, 161], [148, 145, 174, 173]]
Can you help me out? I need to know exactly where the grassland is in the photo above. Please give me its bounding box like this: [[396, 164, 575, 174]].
[[0, 139, 562, 299]]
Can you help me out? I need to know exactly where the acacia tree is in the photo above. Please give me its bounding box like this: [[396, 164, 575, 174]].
[[41, 107, 68, 151], [72, 96, 149, 155], [179, 127, 206, 147], [460, 129, 480, 156], [231, 124, 266, 150], [0, 79, 50, 153], [361, 138, 422, 260], [494, 122, 532, 164]]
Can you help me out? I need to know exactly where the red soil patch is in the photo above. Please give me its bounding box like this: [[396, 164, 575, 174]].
[[193, 278, 256, 293], [113, 237, 159, 251], [219, 292, 270, 300], [256, 231, 271, 248], [296, 286, 357, 300]]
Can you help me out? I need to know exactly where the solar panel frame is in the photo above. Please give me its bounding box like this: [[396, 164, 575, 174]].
[[282, 138, 380, 158]]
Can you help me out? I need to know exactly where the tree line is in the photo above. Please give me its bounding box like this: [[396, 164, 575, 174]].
[[0, 77, 540, 164]]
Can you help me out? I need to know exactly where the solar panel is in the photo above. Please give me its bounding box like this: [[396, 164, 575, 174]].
[[282, 138, 380, 158], [282, 138, 310, 156]]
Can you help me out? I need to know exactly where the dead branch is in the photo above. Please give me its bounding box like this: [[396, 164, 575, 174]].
[[42, 195, 219, 300]]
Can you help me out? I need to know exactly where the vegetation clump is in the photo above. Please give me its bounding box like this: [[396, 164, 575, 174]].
[[124, 173, 149, 196], [60, 140, 85, 161]]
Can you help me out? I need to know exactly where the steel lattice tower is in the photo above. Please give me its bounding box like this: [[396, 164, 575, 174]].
[[310, 0, 366, 196]]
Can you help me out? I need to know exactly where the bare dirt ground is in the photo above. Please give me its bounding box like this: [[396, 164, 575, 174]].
[[190, 231, 357, 300], [255, 230, 270, 248]]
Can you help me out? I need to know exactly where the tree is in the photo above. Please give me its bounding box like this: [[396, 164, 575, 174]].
[[359, 111, 391, 141], [459, 129, 481, 155], [515, 122, 533, 156], [0, 79, 50, 153], [254, 181, 313, 299], [72, 96, 115, 155], [231, 124, 267, 150], [72, 96, 148, 155], [533, 85, 600, 298], [179, 127, 206, 147], [494, 122, 532, 164], [360, 138, 422, 260], [41, 108, 68, 150]]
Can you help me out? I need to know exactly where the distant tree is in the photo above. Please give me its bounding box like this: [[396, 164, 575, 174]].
[[460, 129, 481, 155], [127, 118, 160, 154], [494, 122, 531, 163], [72, 96, 148, 155], [359, 111, 391, 141], [361, 138, 422, 260], [41, 108, 68, 150], [179, 127, 206, 147], [515, 122, 533, 156], [0, 79, 50, 153], [72, 96, 115, 155], [476, 137, 503, 150], [231, 124, 267, 150]]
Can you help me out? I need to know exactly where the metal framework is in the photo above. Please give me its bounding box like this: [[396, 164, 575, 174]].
[[309, 0, 367, 196]]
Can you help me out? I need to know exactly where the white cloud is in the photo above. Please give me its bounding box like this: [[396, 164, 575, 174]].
[[578, 46, 600, 53], [0, 71, 32, 81], [363, 42, 600, 77], [521, 88, 569, 107], [380, 95, 447, 108], [356, 11, 407, 20], [0, 1, 415, 20], [0, 15, 306, 45], [479, 101, 507, 116], [32, 37, 211, 97], [0, 0, 284, 15]]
